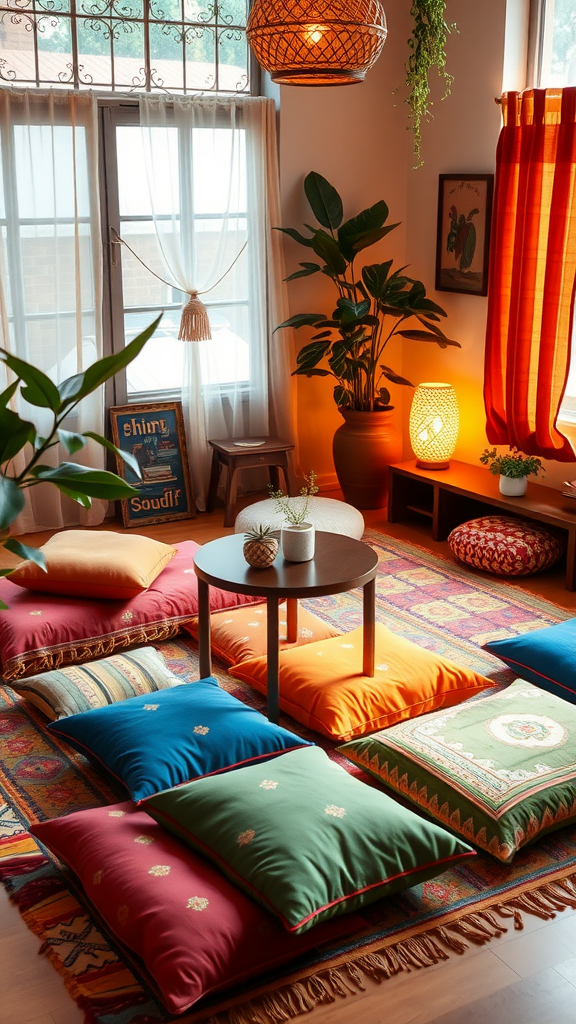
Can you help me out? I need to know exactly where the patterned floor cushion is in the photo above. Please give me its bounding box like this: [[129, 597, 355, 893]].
[[447, 516, 564, 576], [339, 679, 576, 863], [0, 541, 262, 681]]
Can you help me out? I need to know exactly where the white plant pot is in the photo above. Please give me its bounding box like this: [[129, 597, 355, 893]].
[[499, 474, 527, 496], [281, 522, 315, 562]]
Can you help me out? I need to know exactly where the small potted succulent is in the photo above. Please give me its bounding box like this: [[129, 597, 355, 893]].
[[243, 524, 280, 568], [479, 447, 544, 496], [268, 471, 319, 562]]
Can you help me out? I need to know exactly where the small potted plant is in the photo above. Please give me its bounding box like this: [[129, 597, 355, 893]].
[[243, 524, 280, 569], [268, 471, 319, 562], [479, 447, 544, 496]]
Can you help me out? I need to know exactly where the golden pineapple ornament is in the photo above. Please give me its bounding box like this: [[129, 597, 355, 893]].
[[243, 525, 279, 568]]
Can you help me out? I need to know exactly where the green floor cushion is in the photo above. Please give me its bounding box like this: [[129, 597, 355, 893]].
[[8, 646, 180, 720], [339, 679, 576, 863], [142, 746, 475, 935]]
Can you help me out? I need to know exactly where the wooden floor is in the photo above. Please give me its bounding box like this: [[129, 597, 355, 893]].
[[2, 493, 576, 1024]]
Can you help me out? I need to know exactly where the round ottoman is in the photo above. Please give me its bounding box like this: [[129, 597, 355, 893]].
[[234, 496, 365, 540], [447, 516, 564, 577]]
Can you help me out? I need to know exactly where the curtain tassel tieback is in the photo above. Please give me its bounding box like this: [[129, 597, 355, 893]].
[[179, 291, 212, 342]]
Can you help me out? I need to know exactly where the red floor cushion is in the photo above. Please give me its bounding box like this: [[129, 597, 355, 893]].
[[447, 516, 564, 576], [0, 540, 262, 681]]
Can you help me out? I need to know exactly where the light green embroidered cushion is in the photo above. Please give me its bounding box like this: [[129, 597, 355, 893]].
[[9, 646, 180, 719], [339, 679, 576, 863], [142, 746, 475, 934]]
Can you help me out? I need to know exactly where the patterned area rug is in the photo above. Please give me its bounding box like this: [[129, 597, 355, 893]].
[[1, 529, 576, 1024]]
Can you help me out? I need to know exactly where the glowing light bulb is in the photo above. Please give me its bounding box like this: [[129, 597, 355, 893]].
[[305, 24, 326, 44]]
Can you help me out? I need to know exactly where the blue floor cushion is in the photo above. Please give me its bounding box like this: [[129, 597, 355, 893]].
[[484, 618, 576, 703]]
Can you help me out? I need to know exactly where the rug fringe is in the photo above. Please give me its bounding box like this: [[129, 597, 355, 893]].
[[207, 870, 576, 1024]]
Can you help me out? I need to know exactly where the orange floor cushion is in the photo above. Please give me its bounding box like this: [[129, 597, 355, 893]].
[[183, 603, 341, 666], [229, 624, 494, 741]]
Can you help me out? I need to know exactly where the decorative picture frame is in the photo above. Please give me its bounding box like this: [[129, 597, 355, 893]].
[[435, 174, 494, 296], [109, 401, 196, 528]]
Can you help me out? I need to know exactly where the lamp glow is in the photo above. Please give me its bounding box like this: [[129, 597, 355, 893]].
[[409, 382, 459, 470], [246, 0, 387, 87]]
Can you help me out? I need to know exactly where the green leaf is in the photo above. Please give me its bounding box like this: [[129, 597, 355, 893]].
[[0, 380, 19, 407], [57, 428, 88, 456], [334, 384, 351, 407], [285, 262, 322, 282], [379, 365, 414, 387], [336, 298, 371, 325], [275, 226, 314, 248], [57, 315, 161, 409], [292, 367, 332, 378], [304, 172, 343, 231], [83, 431, 142, 479], [52, 484, 92, 508], [32, 463, 140, 500], [310, 232, 348, 276], [274, 313, 327, 332], [295, 340, 332, 371], [378, 387, 391, 407], [0, 475, 25, 530], [0, 350, 62, 410], [396, 329, 461, 348], [3, 537, 47, 570], [310, 330, 334, 340], [0, 407, 36, 463], [362, 261, 394, 300]]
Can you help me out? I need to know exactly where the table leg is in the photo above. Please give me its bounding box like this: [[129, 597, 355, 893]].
[[267, 597, 280, 724], [286, 598, 298, 642], [362, 577, 376, 677], [197, 578, 212, 679]]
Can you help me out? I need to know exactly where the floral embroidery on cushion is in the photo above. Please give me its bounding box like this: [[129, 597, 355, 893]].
[[193, 725, 210, 735], [117, 905, 129, 925], [341, 644, 354, 649], [187, 896, 209, 911], [143, 704, 159, 711], [134, 835, 154, 845], [247, 622, 261, 628], [376, 663, 389, 671], [108, 810, 125, 817], [488, 714, 566, 749], [93, 870, 103, 885], [300, 628, 313, 639], [149, 865, 171, 876], [237, 829, 256, 846], [259, 780, 278, 790], [325, 805, 346, 818], [121, 611, 135, 622], [29, 611, 43, 616]]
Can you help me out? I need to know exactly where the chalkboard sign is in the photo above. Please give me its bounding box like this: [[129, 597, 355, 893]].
[[110, 401, 196, 527]]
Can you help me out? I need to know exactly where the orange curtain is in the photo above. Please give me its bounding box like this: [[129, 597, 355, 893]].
[[484, 87, 576, 461]]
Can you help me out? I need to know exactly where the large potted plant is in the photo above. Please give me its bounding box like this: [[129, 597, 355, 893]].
[[275, 172, 459, 508]]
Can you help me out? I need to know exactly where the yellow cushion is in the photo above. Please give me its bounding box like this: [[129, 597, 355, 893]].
[[9, 530, 176, 600], [229, 624, 494, 741], [183, 604, 341, 666]]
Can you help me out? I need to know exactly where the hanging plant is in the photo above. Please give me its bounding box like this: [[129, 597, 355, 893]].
[[405, 0, 457, 166]]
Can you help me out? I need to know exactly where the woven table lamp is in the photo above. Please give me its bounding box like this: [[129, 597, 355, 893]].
[[409, 383, 460, 470], [247, 0, 388, 86]]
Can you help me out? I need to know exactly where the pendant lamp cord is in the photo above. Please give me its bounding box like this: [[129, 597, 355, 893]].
[[110, 227, 248, 297]]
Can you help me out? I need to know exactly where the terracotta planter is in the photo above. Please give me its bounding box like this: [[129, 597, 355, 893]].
[[332, 408, 403, 510]]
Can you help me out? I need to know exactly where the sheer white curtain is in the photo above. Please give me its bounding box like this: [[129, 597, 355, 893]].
[[138, 93, 295, 509], [0, 88, 106, 534]]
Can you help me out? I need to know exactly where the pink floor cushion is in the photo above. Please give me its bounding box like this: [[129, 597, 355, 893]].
[[0, 540, 262, 682], [30, 801, 363, 1014], [447, 516, 564, 577]]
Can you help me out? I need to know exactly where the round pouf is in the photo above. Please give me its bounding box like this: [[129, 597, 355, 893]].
[[447, 516, 564, 577], [234, 496, 365, 540]]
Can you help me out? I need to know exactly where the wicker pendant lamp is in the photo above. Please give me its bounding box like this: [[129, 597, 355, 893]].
[[247, 0, 388, 86]]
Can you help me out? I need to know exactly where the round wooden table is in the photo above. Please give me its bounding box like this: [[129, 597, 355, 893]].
[[193, 532, 379, 723]]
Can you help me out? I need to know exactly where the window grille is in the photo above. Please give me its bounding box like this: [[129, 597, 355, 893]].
[[0, 0, 250, 93]]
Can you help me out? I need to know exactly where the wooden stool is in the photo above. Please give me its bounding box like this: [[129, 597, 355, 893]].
[[206, 436, 295, 528]]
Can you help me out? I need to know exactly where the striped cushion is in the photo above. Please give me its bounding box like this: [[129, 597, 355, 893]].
[[8, 646, 180, 720]]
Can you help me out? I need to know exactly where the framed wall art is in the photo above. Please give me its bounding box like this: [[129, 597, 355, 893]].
[[435, 174, 494, 296], [110, 401, 196, 528]]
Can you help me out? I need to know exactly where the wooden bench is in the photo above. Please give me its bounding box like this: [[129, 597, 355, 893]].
[[388, 459, 576, 590], [206, 436, 295, 528]]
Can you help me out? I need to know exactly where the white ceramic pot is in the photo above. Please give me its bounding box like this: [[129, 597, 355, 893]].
[[499, 474, 527, 496], [281, 522, 315, 562]]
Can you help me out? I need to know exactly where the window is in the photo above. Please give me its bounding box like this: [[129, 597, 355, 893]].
[[0, 0, 251, 94], [534, 0, 576, 423], [101, 102, 252, 402]]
